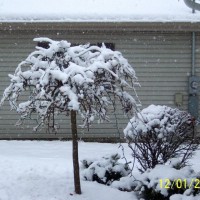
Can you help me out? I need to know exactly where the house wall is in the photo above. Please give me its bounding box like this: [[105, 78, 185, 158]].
[[0, 24, 199, 139], [196, 34, 200, 82]]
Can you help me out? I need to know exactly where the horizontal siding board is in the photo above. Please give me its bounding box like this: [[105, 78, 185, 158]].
[[0, 28, 194, 138]]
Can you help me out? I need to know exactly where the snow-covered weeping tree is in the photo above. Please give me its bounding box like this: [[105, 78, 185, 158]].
[[0, 37, 139, 194]]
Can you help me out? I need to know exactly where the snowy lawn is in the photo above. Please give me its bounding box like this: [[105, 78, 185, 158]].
[[0, 140, 200, 200], [0, 140, 138, 200]]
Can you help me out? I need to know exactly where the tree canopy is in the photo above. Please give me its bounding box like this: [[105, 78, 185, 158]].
[[0, 37, 139, 132]]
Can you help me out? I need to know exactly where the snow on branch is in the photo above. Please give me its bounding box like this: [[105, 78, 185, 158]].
[[124, 105, 198, 172], [0, 37, 140, 132]]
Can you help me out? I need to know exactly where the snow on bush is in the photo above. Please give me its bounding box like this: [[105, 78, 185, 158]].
[[124, 105, 198, 172], [134, 162, 200, 200], [0, 37, 139, 131], [81, 153, 131, 185], [111, 176, 136, 191], [170, 194, 200, 200], [112, 160, 200, 200], [124, 105, 194, 140]]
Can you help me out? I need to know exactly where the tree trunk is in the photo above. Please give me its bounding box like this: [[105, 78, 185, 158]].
[[71, 110, 81, 194]]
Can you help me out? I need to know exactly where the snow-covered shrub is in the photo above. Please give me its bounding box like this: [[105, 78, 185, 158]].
[[134, 162, 200, 200], [81, 153, 131, 185], [112, 160, 200, 200], [111, 176, 136, 191], [124, 105, 198, 173], [170, 194, 200, 200]]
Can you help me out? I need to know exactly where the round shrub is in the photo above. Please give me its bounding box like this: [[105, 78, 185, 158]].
[[124, 105, 198, 172], [81, 153, 131, 185]]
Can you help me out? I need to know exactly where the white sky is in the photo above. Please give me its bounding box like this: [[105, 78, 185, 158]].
[[0, 0, 199, 22]]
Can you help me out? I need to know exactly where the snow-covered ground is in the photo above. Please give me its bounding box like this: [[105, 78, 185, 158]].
[[0, 141, 138, 200], [0, 140, 200, 200]]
